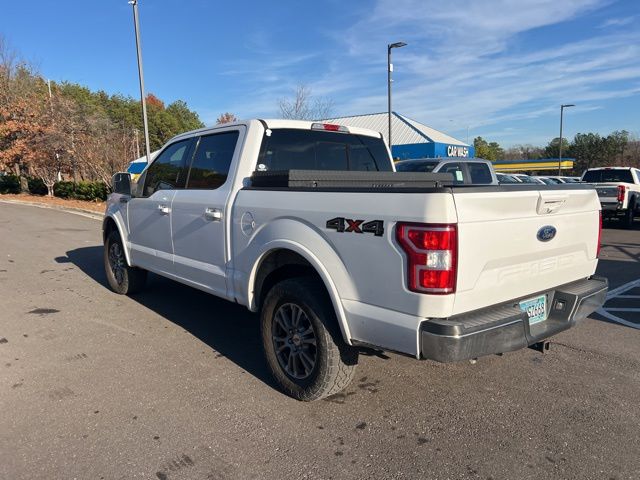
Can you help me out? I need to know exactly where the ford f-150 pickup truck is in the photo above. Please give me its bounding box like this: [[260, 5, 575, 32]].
[[104, 119, 608, 401], [582, 167, 640, 228]]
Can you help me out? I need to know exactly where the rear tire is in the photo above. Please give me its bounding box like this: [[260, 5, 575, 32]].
[[260, 277, 358, 401], [623, 202, 635, 229], [104, 230, 147, 295]]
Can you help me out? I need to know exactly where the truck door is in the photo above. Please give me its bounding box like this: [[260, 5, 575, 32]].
[[170, 127, 244, 299], [127, 138, 193, 276]]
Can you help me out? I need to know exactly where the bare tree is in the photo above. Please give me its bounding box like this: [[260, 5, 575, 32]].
[[216, 112, 237, 124], [278, 84, 333, 120]]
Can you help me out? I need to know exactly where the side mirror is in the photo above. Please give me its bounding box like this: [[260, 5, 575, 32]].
[[112, 172, 132, 196]]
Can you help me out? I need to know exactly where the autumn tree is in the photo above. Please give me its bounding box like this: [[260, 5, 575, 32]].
[[1, 39, 204, 189], [216, 112, 237, 124]]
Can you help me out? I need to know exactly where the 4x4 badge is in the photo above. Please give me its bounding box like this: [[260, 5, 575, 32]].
[[326, 217, 384, 237]]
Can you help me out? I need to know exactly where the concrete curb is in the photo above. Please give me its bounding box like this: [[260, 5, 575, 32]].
[[0, 198, 103, 221]]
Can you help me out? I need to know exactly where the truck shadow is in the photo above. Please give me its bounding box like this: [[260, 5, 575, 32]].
[[61, 246, 279, 391], [602, 218, 640, 231]]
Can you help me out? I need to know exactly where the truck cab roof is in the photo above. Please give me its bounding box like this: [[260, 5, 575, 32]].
[[168, 119, 384, 145]]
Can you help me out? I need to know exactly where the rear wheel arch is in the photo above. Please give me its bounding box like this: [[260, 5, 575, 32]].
[[251, 247, 352, 345]]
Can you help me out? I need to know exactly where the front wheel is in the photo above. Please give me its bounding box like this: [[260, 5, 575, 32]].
[[104, 230, 147, 295], [260, 277, 358, 401]]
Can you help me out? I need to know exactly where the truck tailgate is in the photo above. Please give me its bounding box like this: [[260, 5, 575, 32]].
[[593, 184, 618, 208], [451, 187, 600, 315]]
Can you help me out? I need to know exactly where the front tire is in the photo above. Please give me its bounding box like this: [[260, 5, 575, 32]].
[[260, 277, 358, 401], [104, 230, 147, 295]]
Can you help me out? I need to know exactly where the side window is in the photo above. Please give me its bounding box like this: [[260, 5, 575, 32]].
[[143, 139, 191, 197], [467, 163, 493, 184], [439, 162, 465, 184], [187, 131, 240, 189]]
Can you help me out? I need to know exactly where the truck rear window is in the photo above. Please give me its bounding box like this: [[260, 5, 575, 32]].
[[257, 129, 392, 172], [583, 169, 633, 183], [395, 161, 438, 172]]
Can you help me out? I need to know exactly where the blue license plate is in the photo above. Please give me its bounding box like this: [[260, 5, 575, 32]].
[[519, 295, 547, 325]]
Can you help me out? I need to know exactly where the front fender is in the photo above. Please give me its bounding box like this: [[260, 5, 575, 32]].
[[103, 195, 132, 266]]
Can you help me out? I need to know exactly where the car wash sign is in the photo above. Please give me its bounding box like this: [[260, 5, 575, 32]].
[[446, 145, 470, 157]]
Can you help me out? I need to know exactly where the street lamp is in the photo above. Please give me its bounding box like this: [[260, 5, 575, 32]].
[[388, 41, 407, 156], [129, 0, 152, 166], [558, 103, 575, 175]]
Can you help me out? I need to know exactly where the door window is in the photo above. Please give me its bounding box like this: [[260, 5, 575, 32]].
[[186, 131, 240, 189], [439, 163, 465, 184], [143, 139, 191, 197]]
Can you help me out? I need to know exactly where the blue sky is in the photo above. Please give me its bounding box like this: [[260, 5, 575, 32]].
[[3, 0, 639, 147]]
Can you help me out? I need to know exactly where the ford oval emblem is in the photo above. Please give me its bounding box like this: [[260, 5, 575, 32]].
[[537, 225, 557, 242]]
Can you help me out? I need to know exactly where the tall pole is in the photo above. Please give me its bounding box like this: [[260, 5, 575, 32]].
[[558, 103, 574, 176], [130, 0, 151, 165], [387, 46, 392, 153], [387, 42, 407, 159]]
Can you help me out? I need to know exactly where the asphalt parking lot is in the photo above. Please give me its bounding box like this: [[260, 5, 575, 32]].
[[1, 202, 639, 480]]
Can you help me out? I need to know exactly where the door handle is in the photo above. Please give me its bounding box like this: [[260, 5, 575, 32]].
[[204, 207, 222, 221], [158, 204, 170, 215]]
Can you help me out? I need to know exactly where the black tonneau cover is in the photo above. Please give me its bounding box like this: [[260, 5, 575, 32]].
[[251, 170, 454, 189]]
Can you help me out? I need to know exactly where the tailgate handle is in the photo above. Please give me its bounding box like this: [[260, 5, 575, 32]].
[[537, 195, 568, 215]]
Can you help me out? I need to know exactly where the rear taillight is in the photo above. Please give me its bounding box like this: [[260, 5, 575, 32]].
[[597, 211, 602, 258], [617, 185, 626, 202], [396, 223, 458, 294]]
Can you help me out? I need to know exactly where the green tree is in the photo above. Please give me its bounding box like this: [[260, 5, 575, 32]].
[[604, 130, 629, 165], [543, 137, 571, 159], [167, 100, 204, 130], [473, 136, 503, 161], [567, 133, 606, 172]]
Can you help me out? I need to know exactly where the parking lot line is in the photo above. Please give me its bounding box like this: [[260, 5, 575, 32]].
[[597, 278, 640, 329], [605, 278, 640, 299]]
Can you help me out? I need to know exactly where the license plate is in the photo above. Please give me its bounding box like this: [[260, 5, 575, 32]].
[[519, 295, 547, 325]]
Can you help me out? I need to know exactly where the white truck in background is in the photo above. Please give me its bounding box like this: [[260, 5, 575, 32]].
[[103, 119, 608, 401], [582, 167, 640, 228]]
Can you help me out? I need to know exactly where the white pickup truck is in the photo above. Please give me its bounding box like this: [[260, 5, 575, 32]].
[[104, 120, 607, 401], [582, 167, 640, 228]]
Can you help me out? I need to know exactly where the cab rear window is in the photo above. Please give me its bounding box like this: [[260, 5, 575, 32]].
[[257, 129, 392, 172], [583, 169, 633, 183]]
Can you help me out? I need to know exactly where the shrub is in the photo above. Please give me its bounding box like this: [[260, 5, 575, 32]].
[[53, 181, 74, 198], [0, 175, 21, 194], [54, 181, 108, 201], [28, 177, 48, 196]]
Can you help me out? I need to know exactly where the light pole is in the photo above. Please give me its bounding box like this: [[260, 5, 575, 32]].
[[388, 42, 407, 157], [558, 103, 574, 175], [129, 0, 152, 165]]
